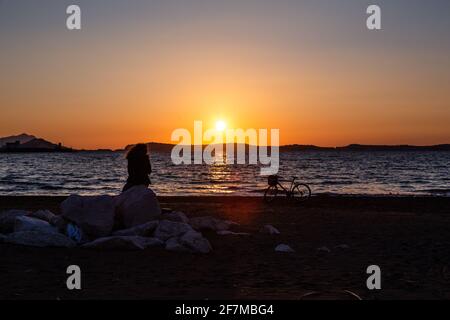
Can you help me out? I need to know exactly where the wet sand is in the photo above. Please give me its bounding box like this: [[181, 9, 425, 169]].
[[1, 196, 450, 300]]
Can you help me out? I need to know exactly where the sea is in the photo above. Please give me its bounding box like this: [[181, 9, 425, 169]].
[[0, 151, 449, 197]]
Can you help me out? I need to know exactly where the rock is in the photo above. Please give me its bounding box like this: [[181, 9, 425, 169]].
[[5, 231, 76, 248], [335, 244, 350, 250], [31, 210, 67, 232], [112, 221, 159, 237], [14, 216, 58, 234], [61, 195, 115, 238], [165, 230, 212, 254], [317, 246, 331, 253], [189, 216, 239, 232], [140, 237, 164, 249], [154, 220, 194, 241], [30, 209, 55, 221], [275, 244, 295, 253], [259, 225, 280, 235], [165, 237, 191, 253], [82, 236, 163, 250], [217, 230, 251, 236], [114, 186, 161, 229], [160, 211, 190, 224], [179, 231, 212, 254], [0, 210, 30, 234]]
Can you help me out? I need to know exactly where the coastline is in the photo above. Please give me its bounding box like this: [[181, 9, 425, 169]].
[[1, 195, 450, 213], [1, 196, 450, 299]]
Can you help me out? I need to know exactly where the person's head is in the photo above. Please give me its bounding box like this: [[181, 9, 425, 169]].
[[126, 143, 149, 160]]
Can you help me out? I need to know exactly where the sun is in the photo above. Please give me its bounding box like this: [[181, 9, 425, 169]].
[[215, 120, 227, 132]]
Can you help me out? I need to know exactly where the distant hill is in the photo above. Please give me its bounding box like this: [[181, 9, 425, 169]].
[[335, 144, 450, 151], [0, 133, 35, 147], [0, 134, 73, 153], [1, 134, 448, 153], [122, 142, 450, 153], [281, 144, 450, 151], [280, 144, 334, 151], [122, 142, 175, 153]]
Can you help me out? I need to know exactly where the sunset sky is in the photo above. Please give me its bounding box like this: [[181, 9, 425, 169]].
[[1, 0, 449, 149]]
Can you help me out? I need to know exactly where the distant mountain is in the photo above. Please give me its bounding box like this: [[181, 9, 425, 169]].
[[20, 138, 60, 149], [2, 134, 448, 153], [0, 134, 73, 152], [123, 142, 176, 153], [0, 133, 35, 147], [335, 144, 450, 151], [283, 144, 450, 151], [122, 142, 450, 153], [280, 144, 334, 151]]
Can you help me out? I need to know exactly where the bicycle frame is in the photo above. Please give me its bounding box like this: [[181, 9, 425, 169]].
[[275, 177, 297, 196]]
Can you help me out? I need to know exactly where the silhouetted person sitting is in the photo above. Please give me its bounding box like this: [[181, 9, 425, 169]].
[[122, 143, 152, 192]]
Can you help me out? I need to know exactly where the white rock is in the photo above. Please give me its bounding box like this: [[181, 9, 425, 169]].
[[112, 221, 159, 237], [30, 210, 68, 231], [140, 237, 165, 249], [165, 237, 190, 253], [259, 225, 280, 235], [30, 210, 55, 221], [160, 211, 190, 224], [61, 195, 115, 238], [153, 220, 194, 241], [179, 231, 212, 254], [275, 244, 295, 253], [14, 216, 58, 234], [189, 216, 239, 232], [114, 186, 161, 229], [317, 246, 331, 253], [0, 210, 30, 234], [82, 236, 163, 250], [217, 230, 251, 236], [5, 231, 76, 248]]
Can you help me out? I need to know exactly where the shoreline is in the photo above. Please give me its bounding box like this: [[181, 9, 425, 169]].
[[1, 195, 450, 218]]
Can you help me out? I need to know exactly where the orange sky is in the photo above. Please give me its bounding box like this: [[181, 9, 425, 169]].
[[1, 1, 449, 149]]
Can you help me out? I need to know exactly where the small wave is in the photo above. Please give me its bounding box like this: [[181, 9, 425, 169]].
[[320, 180, 354, 185], [420, 189, 450, 195], [40, 185, 63, 190], [248, 188, 269, 194]]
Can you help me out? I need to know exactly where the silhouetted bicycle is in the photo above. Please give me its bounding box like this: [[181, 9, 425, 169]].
[[264, 175, 311, 203]]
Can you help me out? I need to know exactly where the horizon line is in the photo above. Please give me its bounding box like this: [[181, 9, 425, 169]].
[[1, 133, 449, 151]]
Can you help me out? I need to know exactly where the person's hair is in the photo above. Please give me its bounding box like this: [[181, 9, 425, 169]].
[[126, 143, 148, 160]]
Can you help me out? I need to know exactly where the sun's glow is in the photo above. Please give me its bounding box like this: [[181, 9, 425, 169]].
[[215, 120, 227, 132]]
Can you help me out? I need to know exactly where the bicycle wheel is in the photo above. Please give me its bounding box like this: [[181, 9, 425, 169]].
[[264, 185, 278, 202], [292, 183, 311, 202]]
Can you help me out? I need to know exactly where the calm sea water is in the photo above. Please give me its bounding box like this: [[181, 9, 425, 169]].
[[0, 151, 449, 196]]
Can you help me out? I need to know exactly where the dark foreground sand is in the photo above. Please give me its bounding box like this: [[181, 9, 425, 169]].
[[1, 196, 450, 300]]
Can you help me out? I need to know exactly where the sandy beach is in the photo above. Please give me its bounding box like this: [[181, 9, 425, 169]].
[[1, 196, 449, 300]]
